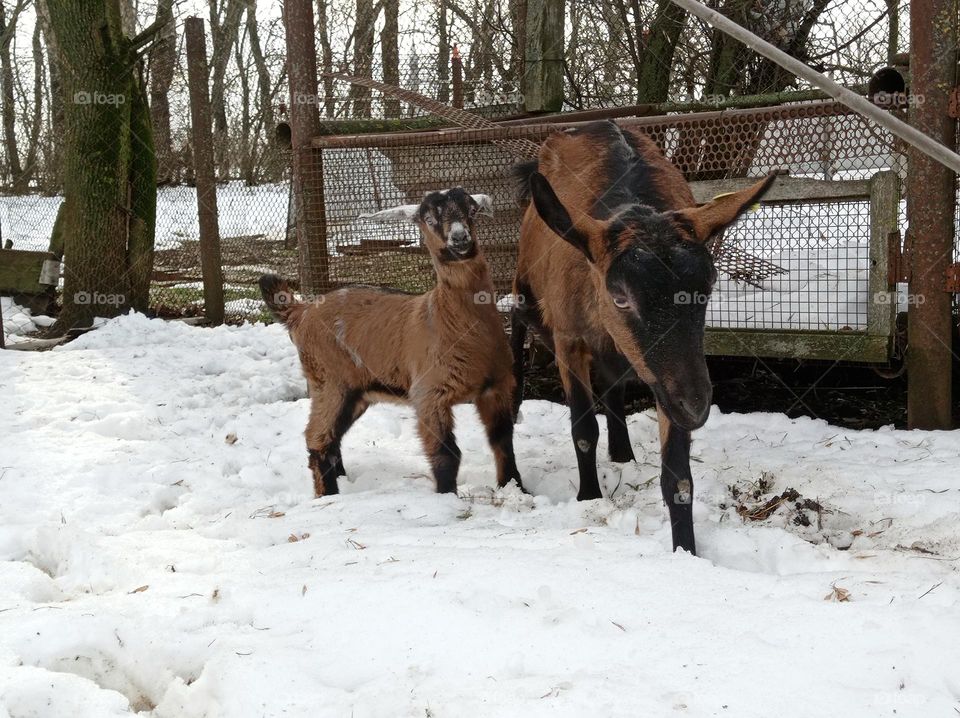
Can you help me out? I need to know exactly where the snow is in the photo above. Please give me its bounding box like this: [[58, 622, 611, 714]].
[[0, 182, 288, 254], [2, 316, 959, 717], [1, 297, 55, 344]]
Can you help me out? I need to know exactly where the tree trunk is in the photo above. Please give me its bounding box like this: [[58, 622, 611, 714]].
[[246, 0, 272, 132], [436, 0, 449, 103], [24, 18, 43, 186], [36, 0, 64, 192], [235, 27, 252, 183], [47, 0, 157, 331], [381, 0, 400, 117], [350, 0, 376, 117], [635, 0, 686, 103], [507, 0, 525, 91], [316, 0, 335, 117], [209, 0, 243, 179], [149, 0, 176, 184], [0, 1, 25, 191]]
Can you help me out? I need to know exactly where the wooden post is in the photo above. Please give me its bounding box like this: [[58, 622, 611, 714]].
[[283, 0, 330, 295], [523, 0, 564, 113], [452, 44, 463, 109], [184, 18, 224, 325], [906, 0, 957, 429], [867, 171, 900, 343]]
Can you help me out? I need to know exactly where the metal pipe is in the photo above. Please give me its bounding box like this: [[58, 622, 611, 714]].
[[669, 0, 960, 175]]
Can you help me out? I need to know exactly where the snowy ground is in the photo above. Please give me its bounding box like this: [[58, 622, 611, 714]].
[[2, 314, 960, 717]]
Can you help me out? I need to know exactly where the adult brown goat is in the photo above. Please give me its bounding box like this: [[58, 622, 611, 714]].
[[511, 120, 775, 554], [261, 188, 523, 498]]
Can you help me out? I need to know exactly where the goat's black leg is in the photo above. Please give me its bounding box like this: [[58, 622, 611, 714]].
[[657, 406, 696, 555], [308, 450, 341, 496], [594, 362, 635, 463], [558, 341, 601, 501], [416, 402, 461, 494], [305, 387, 366, 497], [509, 308, 528, 421], [476, 385, 524, 492]]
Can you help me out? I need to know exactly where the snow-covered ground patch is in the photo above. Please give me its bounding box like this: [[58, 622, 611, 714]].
[[1, 296, 55, 344], [1, 314, 959, 717]]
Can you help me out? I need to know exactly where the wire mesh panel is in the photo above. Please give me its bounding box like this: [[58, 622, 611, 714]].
[[708, 200, 872, 331]]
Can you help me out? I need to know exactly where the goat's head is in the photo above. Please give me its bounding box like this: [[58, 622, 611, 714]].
[[360, 188, 493, 262], [528, 171, 775, 430]]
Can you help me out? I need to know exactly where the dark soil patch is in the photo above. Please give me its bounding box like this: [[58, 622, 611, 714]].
[[519, 349, 960, 431]]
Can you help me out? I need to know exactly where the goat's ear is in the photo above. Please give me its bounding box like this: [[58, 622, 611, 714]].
[[674, 173, 777, 243], [529, 172, 598, 261], [358, 204, 419, 223], [470, 194, 494, 217]]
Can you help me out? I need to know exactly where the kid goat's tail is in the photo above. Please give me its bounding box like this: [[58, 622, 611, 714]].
[[259, 274, 301, 324]]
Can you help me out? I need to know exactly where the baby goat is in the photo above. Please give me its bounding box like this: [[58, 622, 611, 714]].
[[260, 188, 523, 498]]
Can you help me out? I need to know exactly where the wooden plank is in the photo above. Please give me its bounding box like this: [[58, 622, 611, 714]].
[[0, 249, 57, 293], [705, 329, 891, 362], [690, 177, 871, 204], [867, 171, 900, 339]]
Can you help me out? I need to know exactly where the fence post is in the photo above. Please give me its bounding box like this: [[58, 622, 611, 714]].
[[868, 171, 899, 343], [283, 0, 330, 296], [184, 18, 224, 325], [906, 0, 957, 429]]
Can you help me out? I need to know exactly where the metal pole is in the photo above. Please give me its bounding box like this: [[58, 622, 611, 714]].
[[283, 0, 330, 295], [670, 0, 960, 175], [906, 0, 957, 429], [184, 18, 224, 326]]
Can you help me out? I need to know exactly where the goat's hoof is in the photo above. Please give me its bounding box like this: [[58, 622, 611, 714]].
[[608, 450, 636, 464], [576, 486, 603, 501]]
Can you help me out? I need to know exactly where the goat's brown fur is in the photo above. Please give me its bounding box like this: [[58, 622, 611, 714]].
[[512, 120, 775, 553], [262, 188, 522, 497]]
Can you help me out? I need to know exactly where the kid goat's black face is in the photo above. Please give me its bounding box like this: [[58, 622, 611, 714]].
[[417, 188, 492, 261]]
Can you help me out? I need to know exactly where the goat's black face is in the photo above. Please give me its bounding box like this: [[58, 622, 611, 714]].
[[417, 188, 487, 262], [528, 170, 775, 432], [601, 210, 717, 429]]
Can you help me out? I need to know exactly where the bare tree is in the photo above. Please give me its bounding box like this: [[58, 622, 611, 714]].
[[209, 0, 243, 178], [381, 0, 400, 117], [349, 0, 377, 116], [149, 0, 176, 184], [0, 0, 30, 191]]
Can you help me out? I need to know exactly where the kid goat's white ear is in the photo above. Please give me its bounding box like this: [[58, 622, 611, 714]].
[[358, 204, 419, 222], [471, 194, 494, 217]]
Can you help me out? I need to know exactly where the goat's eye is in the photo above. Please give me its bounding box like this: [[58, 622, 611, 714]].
[[424, 214, 438, 227], [612, 295, 630, 309]]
